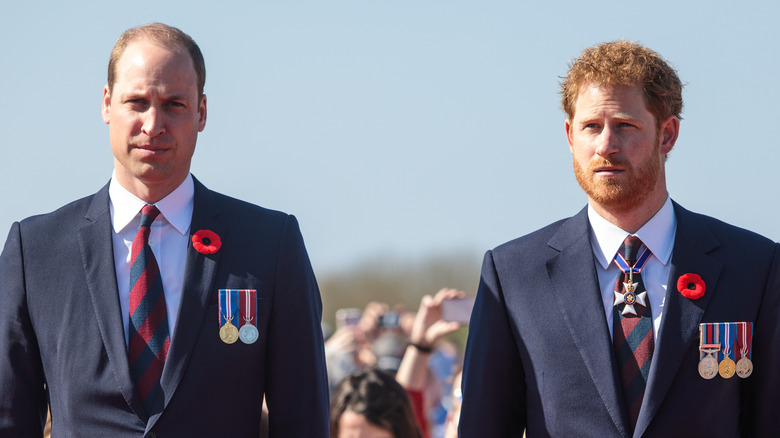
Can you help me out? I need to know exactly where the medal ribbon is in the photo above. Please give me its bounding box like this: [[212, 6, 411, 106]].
[[738, 322, 753, 360], [614, 247, 652, 274], [702, 323, 711, 359], [700, 323, 722, 361], [219, 289, 238, 327], [722, 322, 732, 361], [714, 323, 721, 361], [241, 289, 257, 328], [699, 324, 713, 360]]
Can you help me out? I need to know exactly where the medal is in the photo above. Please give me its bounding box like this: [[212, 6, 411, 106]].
[[699, 345, 720, 379], [718, 357, 735, 378], [736, 357, 753, 378], [220, 322, 239, 344], [718, 323, 735, 378], [736, 322, 753, 378], [700, 322, 754, 379], [239, 324, 259, 344], [219, 289, 258, 345], [613, 248, 651, 316], [698, 323, 721, 379], [219, 289, 239, 344], [239, 289, 258, 344]]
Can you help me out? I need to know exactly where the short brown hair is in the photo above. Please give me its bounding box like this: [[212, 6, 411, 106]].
[[330, 369, 423, 438], [107, 23, 206, 98], [561, 41, 683, 127]]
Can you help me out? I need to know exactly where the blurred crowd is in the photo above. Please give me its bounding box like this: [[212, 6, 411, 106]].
[[325, 288, 468, 438]]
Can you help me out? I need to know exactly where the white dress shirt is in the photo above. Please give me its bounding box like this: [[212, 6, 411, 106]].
[[588, 196, 677, 341], [109, 172, 194, 347]]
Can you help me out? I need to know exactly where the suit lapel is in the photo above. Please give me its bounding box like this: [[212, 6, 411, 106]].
[[634, 203, 722, 437], [78, 184, 148, 421], [546, 208, 631, 438], [147, 178, 224, 429]]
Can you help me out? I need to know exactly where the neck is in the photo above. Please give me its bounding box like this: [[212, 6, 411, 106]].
[[114, 172, 186, 204], [590, 190, 668, 234]]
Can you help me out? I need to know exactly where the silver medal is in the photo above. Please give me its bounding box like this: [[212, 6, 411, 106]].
[[239, 324, 259, 344]]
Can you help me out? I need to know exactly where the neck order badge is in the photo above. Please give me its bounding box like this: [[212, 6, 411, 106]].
[[219, 289, 258, 345]]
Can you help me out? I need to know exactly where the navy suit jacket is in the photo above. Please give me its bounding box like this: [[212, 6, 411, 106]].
[[0, 178, 329, 437], [460, 202, 780, 437]]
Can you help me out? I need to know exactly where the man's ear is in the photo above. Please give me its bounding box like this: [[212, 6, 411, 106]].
[[197, 94, 207, 132], [565, 119, 574, 154], [659, 116, 679, 155], [101, 85, 111, 125]]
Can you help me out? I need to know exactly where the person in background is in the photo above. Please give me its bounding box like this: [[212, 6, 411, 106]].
[[325, 289, 465, 437], [396, 288, 464, 437], [330, 369, 423, 438], [325, 302, 395, 390]]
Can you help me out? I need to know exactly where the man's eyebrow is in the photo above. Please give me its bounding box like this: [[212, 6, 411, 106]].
[[119, 89, 147, 99], [162, 92, 194, 102], [612, 114, 646, 126]]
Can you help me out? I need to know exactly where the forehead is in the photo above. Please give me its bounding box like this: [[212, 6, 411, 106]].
[[113, 39, 197, 92], [572, 84, 651, 119], [339, 411, 394, 438]]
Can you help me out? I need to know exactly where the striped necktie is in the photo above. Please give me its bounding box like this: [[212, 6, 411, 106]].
[[612, 235, 654, 430], [128, 204, 170, 414]]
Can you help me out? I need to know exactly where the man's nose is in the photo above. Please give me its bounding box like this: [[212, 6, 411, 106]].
[[141, 107, 165, 137], [594, 127, 619, 157]]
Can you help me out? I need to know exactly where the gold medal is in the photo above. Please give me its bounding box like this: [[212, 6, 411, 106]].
[[219, 289, 240, 344], [698, 354, 718, 379], [736, 357, 753, 378], [718, 357, 735, 378], [718, 323, 736, 378], [220, 322, 239, 344]]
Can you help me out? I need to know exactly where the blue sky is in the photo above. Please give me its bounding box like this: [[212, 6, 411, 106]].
[[2, 1, 777, 274]]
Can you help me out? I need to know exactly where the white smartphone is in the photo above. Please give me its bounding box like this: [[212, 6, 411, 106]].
[[441, 297, 475, 324]]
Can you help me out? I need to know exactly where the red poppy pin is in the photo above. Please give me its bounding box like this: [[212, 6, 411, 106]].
[[192, 230, 221, 254], [677, 273, 705, 299]]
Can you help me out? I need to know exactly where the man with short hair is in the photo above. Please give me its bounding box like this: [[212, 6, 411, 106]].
[[459, 41, 780, 437], [0, 23, 329, 437]]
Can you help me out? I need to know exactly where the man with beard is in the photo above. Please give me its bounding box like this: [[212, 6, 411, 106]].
[[459, 41, 780, 437]]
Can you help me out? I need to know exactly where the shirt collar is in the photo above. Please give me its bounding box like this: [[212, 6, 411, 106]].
[[588, 196, 676, 269], [109, 172, 194, 236]]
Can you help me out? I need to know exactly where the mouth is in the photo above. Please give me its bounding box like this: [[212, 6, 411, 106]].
[[132, 144, 171, 158], [592, 166, 624, 176], [590, 159, 627, 176], [133, 143, 170, 151]]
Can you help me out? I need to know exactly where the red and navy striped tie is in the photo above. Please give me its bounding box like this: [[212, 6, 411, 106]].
[[612, 235, 653, 430], [128, 205, 169, 414]]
